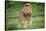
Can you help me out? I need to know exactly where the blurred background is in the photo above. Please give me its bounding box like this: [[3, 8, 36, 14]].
[[5, 1, 45, 30]]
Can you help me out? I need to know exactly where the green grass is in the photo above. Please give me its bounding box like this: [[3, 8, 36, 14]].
[[32, 16, 44, 29], [6, 16, 44, 30]]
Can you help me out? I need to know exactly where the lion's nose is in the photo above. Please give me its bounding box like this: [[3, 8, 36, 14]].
[[26, 11, 30, 13]]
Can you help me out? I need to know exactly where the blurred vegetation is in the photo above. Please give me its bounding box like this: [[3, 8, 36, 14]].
[[5, 1, 45, 30]]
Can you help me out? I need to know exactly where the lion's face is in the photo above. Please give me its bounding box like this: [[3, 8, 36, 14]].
[[23, 3, 32, 16], [20, 3, 32, 17]]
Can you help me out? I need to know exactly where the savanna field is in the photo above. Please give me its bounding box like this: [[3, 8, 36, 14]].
[[6, 1, 45, 30]]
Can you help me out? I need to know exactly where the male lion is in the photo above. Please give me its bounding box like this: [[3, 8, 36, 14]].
[[19, 2, 32, 28]]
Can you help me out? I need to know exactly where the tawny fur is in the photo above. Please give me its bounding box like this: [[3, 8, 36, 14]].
[[19, 3, 32, 28]]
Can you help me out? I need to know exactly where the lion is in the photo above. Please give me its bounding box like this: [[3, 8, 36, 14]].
[[19, 2, 32, 28]]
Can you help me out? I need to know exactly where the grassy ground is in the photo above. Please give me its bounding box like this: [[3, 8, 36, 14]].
[[32, 16, 44, 29], [6, 16, 44, 30]]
